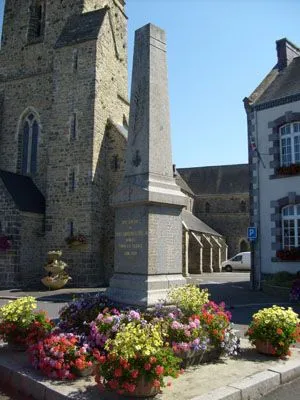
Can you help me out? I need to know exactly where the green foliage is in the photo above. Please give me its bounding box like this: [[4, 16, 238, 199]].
[[167, 284, 209, 315], [265, 272, 296, 288]]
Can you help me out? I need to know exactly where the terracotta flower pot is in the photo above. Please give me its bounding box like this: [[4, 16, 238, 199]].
[[123, 376, 160, 398], [255, 340, 276, 356]]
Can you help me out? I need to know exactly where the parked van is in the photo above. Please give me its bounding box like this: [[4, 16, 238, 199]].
[[221, 252, 251, 272]]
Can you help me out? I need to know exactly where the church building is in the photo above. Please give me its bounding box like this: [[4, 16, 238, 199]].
[[0, 1, 233, 289], [0, 0, 129, 288]]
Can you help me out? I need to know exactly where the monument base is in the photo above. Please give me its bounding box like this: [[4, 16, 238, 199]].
[[106, 273, 187, 307]]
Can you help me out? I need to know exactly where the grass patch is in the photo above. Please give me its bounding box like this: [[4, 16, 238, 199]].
[[264, 271, 296, 288]]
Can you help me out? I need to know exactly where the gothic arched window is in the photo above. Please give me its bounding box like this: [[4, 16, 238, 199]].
[[205, 202, 210, 213], [28, 1, 45, 41], [240, 200, 246, 212], [21, 113, 39, 175]]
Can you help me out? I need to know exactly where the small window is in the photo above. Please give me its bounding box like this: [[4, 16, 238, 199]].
[[232, 255, 242, 261], [67, 221, 74, 237], [68, 168, 76, 192], [28, 1, 45, 42], [240, 200, 246, 212], [205, 202, 210, 213], [70, 113, 77, 140], [73, 50, 78, 72]]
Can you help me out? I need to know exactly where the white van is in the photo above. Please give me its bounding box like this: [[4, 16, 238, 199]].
[[221, 252, 251, 272]]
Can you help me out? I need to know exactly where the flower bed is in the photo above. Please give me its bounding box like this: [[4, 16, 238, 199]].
[[276, 247, 300, 261], [2, 285, 242, 397], [65, 234, 87, 249]]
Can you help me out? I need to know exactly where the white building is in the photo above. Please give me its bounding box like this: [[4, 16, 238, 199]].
[[244, 38, 300, 289]]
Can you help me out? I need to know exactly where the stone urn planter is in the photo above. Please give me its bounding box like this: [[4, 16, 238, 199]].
[[41, 250, 71, 290]]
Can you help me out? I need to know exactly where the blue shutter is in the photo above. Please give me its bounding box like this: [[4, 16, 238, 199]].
[[22, 122, 29, 174], [31, 120, 39, 174]]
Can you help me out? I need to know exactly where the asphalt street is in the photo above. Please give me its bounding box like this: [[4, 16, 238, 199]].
[[262, 376, 300, 400]]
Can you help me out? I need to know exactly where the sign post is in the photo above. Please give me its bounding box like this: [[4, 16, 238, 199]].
[[247, 227, 257, 291], [247, 227, 257, 241]]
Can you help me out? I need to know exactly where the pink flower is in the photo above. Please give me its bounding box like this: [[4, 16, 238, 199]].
[[153, 379, 161, 388]]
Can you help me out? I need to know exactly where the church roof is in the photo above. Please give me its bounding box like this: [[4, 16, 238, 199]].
[[55, 8, 107, 48], [175, 171, 194, 196], [182, 209, 221, 236], [0, 170, 45, 214], [250, 57, 300, 107], [178, 164, 249, 195]]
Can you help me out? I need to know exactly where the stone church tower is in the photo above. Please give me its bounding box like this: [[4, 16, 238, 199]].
[[0, 0, 129, 288]]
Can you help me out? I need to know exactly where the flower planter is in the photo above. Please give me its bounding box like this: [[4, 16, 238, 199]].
[[255, 340, 276, 356], [41, 276, 69, 290], [6, 341, 27, 352], [122, 376, 160, 398], [68, 242, 88, 250], [178, 347, 222, 368], [72, 365, 94, 377]]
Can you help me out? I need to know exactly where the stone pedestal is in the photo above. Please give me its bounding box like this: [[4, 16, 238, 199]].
[[107, 24, 187, 307]]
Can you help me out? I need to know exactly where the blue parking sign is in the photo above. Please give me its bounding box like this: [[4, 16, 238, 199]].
[[247, 227, 257, 241]]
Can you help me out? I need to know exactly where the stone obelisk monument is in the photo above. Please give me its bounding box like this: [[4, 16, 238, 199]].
[[107, 24, 187, 307]]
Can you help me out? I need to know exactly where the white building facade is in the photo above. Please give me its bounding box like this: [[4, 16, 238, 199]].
[[245, 38, 300, 289]]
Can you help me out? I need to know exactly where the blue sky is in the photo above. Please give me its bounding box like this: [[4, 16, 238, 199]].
[[1, 0, 300, 168]]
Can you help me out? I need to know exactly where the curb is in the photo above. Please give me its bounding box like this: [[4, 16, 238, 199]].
[[190, 359, 300, 400], [1, 352, 300, 400]]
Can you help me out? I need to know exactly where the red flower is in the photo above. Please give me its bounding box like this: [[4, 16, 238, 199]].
[[276, 328, 283, 335], [114, 368, 123, 377], [155, 365, 164, 375], [108, 379, 119, 390], [131, 370, 139, 379], [144, 363, 151, 371], [149, 356, 157, 364]]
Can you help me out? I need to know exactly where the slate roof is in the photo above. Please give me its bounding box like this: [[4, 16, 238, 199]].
[[177, 164, 249, 195], [55, 8, 107, 48], [182, 210, 221, 236], [175, 171, 194, 196], [252, 57, 300, 106], [0, 170, 45, 214]]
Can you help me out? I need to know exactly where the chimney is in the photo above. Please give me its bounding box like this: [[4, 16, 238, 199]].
[[276, 38, 300, 71]]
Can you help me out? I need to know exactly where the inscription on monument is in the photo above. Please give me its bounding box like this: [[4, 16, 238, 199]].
[[115, 219, 147, 257]]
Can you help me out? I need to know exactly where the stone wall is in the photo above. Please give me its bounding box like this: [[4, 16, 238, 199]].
[[0, 180, 20, 288], [19, 212, 44, 287], [194, 194, 250, 257], [92, 6, 128, 283]]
